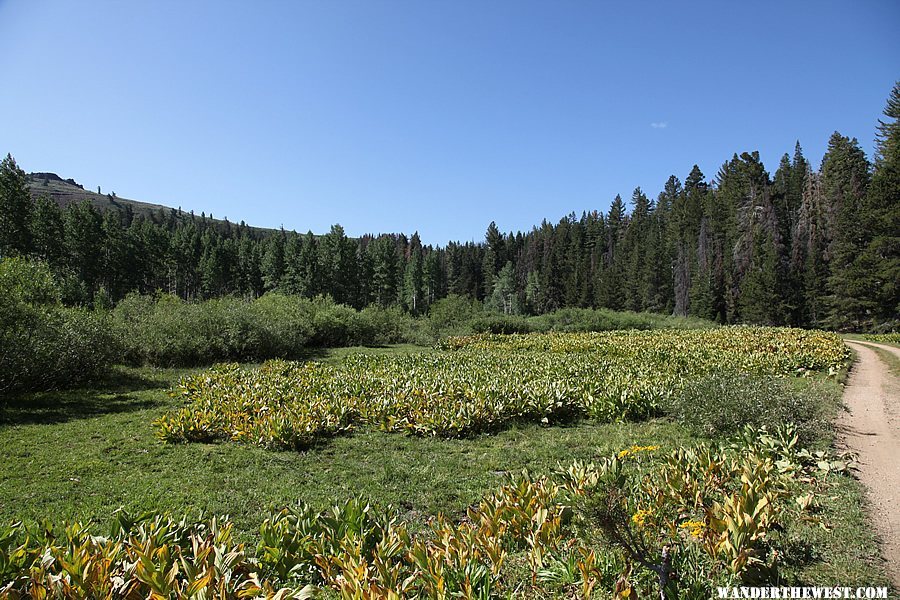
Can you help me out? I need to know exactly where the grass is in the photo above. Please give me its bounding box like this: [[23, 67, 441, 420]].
[[0, 343, 892, 591], [0, 346, 690, 542], [871, 345, 900, 378], [779, 475, 890, 587]]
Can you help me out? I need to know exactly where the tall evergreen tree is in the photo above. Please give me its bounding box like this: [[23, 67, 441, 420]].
[[423, 249, 443, 306], [622, 188, 651, 311], [0, 154, 33, 256], [861, 81, 900, 326], [596, 195, 626, 310], [31, 195, 66, 270], [822, 133, 872, 328], [63, 201, 104, 303], [261, 229, 286, 292], [403, 233, 425, 313], [717, 152, 776, 322], [321, 224, 357, 306], [369, 235, 400, 307]]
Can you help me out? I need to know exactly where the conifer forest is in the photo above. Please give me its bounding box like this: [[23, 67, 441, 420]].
[[2, 82, 897, 333]]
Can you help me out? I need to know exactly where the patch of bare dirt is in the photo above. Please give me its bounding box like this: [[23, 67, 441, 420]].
[[840, 341, 900, 586]]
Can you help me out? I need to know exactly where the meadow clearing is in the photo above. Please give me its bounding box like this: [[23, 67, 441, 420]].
[[0, 327, 894, 598]]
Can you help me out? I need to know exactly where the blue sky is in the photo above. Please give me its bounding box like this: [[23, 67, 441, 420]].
[[1, 1, 897, 245]]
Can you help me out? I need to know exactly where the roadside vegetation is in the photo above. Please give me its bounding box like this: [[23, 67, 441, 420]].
[[862, 333, 900, 346]]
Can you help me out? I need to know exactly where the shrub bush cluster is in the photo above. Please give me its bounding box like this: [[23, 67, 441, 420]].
[[0, 257, 729, 392], [468, 307, 713, 335], [111, 293, 419, 367], [0, 258, 117, 394], [667, 372, 834, 444], [112, 294, 717, 368]]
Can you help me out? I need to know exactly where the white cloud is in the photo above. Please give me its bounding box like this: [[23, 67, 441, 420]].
[[650, 121, 668, 129]]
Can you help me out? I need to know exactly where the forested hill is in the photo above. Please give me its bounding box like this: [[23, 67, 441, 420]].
[[1, 82, 898, 332], [25, 172, 276, 236]]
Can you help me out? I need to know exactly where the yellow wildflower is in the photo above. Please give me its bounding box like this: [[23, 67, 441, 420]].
[[618, 444, 660, 459], [679, 520, 706, 538], [631, 509, 652, 528]]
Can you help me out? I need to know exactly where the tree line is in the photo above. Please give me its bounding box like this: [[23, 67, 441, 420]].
[[1, 82, 897, 331]]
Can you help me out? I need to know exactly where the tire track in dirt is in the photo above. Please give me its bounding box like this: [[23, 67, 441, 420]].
[[840, 341, 900, 586]]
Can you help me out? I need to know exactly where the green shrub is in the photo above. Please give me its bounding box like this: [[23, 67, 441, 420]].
[[532, 307, 714, 332], [112, 291, 721, 372], [356, 304, 417, 345], [666, 372, 830, 444], [252, 293, 316, 355], [306, 297, 359, 347], [111, 293, 424, 366], [420, 301, 716, 344], [114, 294, 266, 366], [470, 314, 535, 334], [426, 295, 483, 340], [0, 257, 118, 394], [863, 332, 900, 345], [0, 256, 60, 306]]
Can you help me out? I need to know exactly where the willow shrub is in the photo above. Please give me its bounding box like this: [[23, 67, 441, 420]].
[[0, 257, 118, 394], [111, 293, 421, 367], [666, 372, 834, 445]]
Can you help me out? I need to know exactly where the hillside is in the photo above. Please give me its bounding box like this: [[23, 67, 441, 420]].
[[26, 172, 276, 234]]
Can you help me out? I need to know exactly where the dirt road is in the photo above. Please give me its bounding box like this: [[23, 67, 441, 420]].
[[841, 341, 900, 586]]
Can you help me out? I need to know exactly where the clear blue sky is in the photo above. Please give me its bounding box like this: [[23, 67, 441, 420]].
[[1, 1, 897, 245]]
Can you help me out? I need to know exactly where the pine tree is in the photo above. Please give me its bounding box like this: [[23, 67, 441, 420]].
[[423, 249, 443, 306], [862, 81, 900, 326], [671, 170, 701, 316], [31, 195, 66, 270], [199, 235, 228, 297], [261, 229, 286, 292], [596, 195, 626, 310], [354, 238, 374, 307], [321, 224, 357, 306], [62, 202, 106, 303], [737, 226, 781, 324], [281, 233, 304, 295], [717, 152, 776, 323], [791, 168, 827, 326], [402, 233, 425, 313], [822, 133, 872, 329], [622, 188, 651, 311], [0, 154, 33, 256], [297, 231, 320, 297], [100, 209, 134, 300], [644, 188, 672, 313], [689, 218, 715, 320], [773, 143, 809, 325], [237, 234, 263, 298], [481, 221, 504, 299], [369, 235, 400, 307], [875, 80, 900, 165], [484, 221, 505, 271]]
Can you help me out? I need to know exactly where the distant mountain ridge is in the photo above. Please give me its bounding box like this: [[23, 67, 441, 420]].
[[26, 172, 278, 234]]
